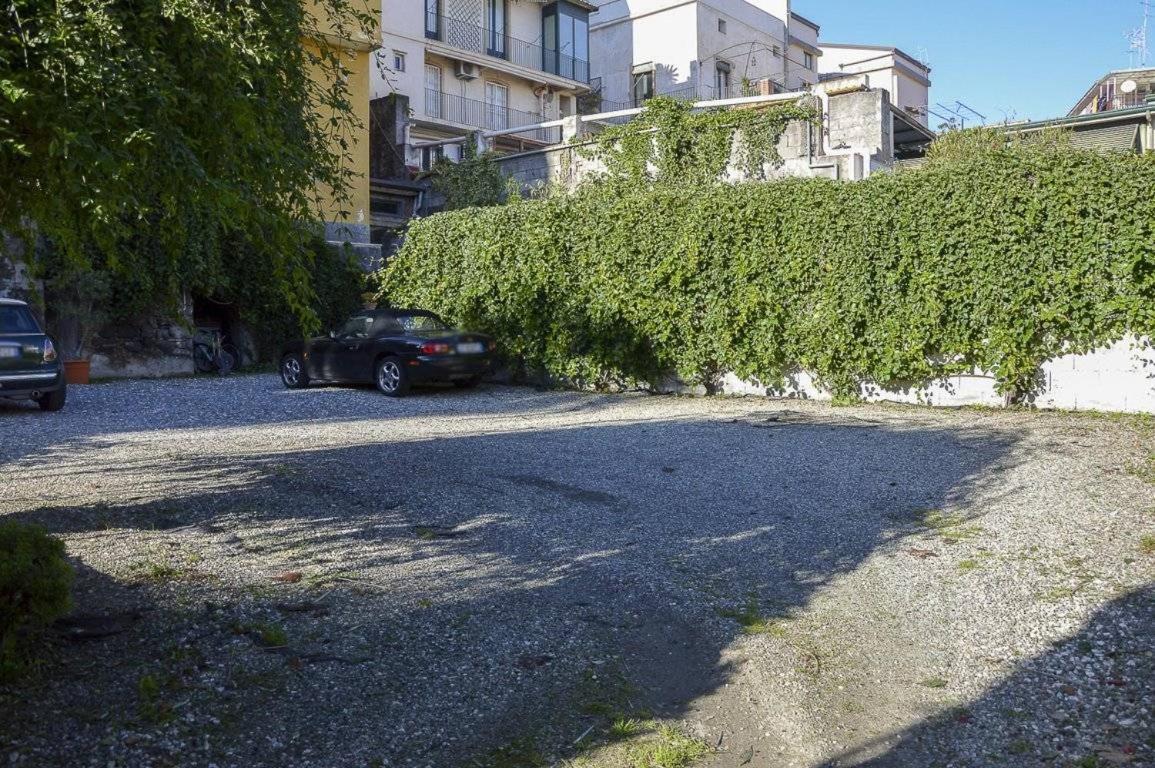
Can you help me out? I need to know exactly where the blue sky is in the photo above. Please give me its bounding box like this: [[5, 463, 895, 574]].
[[794, 0, 1151, 123]]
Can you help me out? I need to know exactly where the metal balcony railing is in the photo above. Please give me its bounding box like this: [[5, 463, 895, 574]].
[[423, 89, 562, 144], [425, 12, 589, 84]]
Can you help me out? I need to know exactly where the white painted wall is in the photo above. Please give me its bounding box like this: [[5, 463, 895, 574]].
[[787, 12, 819, 89], [819, 44, 930, 126], [709, 336, 1155, 415], [590, 0, 790, 105]]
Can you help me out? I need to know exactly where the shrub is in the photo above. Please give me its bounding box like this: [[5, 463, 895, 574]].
[[378, 145, 1155, 398], [0, 523, 73, 680], [235, 237, 366, 362]]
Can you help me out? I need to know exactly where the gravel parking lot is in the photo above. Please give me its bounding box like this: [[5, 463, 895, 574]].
[[1, 375, 1153, 768]]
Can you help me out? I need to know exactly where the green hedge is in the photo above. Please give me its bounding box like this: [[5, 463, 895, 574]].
[[0, 523, 73, 680], [378, 148, 1155, 397]]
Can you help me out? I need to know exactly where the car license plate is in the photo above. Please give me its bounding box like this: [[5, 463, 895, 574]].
[[0, 347, 18, 358], [457, 342, 484, 355]]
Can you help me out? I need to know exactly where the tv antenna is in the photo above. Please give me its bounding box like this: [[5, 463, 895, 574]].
[[1127, 0, 1150, 68], [954, 101, 987, 125]]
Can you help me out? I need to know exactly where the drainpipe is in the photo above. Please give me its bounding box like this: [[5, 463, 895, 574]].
[[782, 0, 791, 91]]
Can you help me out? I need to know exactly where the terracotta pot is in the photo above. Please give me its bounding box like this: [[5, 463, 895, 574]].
[[63, 359, 91, 385]]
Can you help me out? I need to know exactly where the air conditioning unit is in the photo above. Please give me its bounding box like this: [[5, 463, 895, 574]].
[[454, 61, 480, 80]]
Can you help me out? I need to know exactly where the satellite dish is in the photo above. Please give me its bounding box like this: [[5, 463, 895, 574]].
[[1120, 79, 1139, 94]]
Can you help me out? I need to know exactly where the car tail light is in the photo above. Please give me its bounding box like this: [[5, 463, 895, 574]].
[[43, 339, 57, 363], [421, 342, 452, 355], [487, 341, 496, 351]]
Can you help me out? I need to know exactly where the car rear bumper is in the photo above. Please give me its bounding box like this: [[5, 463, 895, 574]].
[[0, 369, 64, 399], [408, 355, 492, 382]]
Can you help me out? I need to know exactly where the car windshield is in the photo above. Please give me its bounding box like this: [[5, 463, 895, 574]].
[[390, 313, 451, 332], [0, 305, 40, 334]]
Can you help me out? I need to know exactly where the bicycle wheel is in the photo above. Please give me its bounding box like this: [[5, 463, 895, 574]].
[[193, 343, 216, 373], [215, 348, 236, 375]]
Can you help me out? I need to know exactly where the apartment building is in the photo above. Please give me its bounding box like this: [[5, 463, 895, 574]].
[[818, 43, 931, 127], [304, 0, 379, 253], [1069, 68, 1155, 116], [588, 0, 822, 108], [786, 11, 820, 90], [372, 0, 594, 172]]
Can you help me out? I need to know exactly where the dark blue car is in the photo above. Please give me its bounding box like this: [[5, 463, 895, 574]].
[[0, 298, 66, 411]]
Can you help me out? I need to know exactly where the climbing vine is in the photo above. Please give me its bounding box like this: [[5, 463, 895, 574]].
[[575, 96, 818, 185], [378, 112, 1155, 399]]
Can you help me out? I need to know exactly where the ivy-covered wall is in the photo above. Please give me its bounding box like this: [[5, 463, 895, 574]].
[[379, 142, 1155, 404]]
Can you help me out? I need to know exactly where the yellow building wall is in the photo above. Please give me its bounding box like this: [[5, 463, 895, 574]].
[[302, 0, 378, 240]]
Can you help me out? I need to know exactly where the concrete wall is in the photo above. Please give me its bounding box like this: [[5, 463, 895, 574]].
[[703, 336, 1155, 415], [497, 87, 892, 191]]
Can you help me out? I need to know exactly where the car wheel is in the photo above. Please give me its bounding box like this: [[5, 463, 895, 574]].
[[375, 356, 409, 397], [37, 384, 67, 412], [280, 354, 309, 389], [453, 375, 483, 389]]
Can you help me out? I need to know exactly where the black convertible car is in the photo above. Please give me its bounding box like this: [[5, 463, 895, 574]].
[[279, 309, 494, 396]]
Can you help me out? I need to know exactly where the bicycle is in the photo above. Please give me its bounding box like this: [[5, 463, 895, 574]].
[[193, 328, 239, 375]]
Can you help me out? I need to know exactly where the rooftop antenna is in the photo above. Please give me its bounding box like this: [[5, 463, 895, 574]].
[[930, 105, 961, 131], [1127, 0, 1150, 68], [955, 101, 987, 125], [935, 102, 967, 129]]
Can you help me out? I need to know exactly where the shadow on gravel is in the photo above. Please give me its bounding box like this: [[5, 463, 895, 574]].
[[821, 583, 1155, 768], [2, 410, 1024, 766]]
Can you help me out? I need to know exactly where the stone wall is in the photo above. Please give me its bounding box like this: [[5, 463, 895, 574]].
[[89, 299, 196, 379]]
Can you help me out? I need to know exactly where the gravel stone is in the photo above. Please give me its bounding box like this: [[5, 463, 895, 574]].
[[0, 375, 1152, 767]]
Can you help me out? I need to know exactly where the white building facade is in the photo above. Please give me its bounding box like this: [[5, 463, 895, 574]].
[[818, 43, 931, 127], [588, 0, 822, 109], [373, 0, 594, 170]]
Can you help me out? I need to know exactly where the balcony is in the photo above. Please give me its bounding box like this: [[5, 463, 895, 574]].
[[425, 12, 589, 84], [423, 89, 562, 144]]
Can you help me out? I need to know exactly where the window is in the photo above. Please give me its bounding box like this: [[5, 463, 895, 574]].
[[631, 65, 655, 106], [338, 314, 375, 339], [715, 60, 731, 97], [424, 64, 443, 119], [486, 0, 507, 57], [717, 18, 727, 34], [485, 82, 509, 129], [425, 0, 440, 39], [803, 51, 815, 70], [420, 145, 445, 171], [0, 305, 39, 334], [371, 196, 405, 217], [543, 2, 590, 82], [392, 51, 406, 72]]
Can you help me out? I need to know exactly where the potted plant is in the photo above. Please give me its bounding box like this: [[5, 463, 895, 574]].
[[46, 263, 109, 384]]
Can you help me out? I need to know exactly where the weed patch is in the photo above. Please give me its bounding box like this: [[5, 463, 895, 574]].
[[916, 510, 983, 544]]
